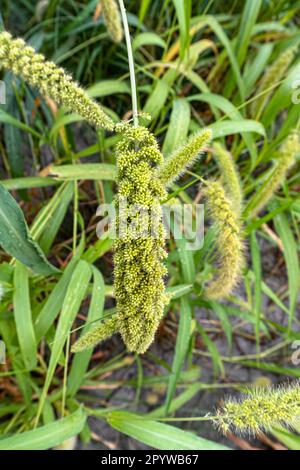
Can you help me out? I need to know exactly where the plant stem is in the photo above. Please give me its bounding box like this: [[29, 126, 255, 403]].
[[118, 0, 138, 127]]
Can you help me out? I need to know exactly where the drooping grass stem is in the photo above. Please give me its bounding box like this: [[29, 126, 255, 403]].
[[118, 0, 138, 127]]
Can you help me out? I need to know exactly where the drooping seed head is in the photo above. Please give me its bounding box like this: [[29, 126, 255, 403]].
[[0, 31, 114, 131], [204, 181, 244, 300], [101, 0, 123, 43]]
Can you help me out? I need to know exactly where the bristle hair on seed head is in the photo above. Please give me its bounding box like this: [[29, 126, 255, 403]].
[[215, 381, 300, 436], [71, 316, 118, 353], [158, 128, 212, 187], [0, 31, 114, 131], [204, 181, 244, 300], [246, 130, 300, 218]]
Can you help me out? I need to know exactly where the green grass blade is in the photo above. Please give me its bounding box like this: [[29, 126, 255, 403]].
[[250, 232, 262, 351], [162, 98, 191, 156], [13, 262, 37, 370], [0, 183, 60, 275], [0, 409, 86, 450], [274, 213, 300, 330], [34, 256, 80, 341], [50, 163, 116, 181], [209, 120, 266, 139], [68, 266, 105, 396], [165, 296, 192, 414], [236, 0, 262, 67], [36, 260, 92, 422], [107, 411, 231, 450]]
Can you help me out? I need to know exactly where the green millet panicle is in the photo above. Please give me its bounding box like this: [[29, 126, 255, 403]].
[[114, 122, 169, 354], [0, 31, 114, 131], [101, 0, 123, 43], [215, 382, 300, 435], [213, 142, 243, 216], [204, 181, 244, 300], [158, 129, 212, 187], [71, 316, 118, 353], [247, 130, 299, 218], [251, 46, 297, 118]]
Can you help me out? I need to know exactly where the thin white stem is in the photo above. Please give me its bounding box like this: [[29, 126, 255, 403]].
[[118, 0, 138, 127]]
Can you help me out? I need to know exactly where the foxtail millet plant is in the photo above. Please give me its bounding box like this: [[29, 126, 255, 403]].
[[72, 125, 212, 353], [71, 315, 119, 353], [0, 30, 244, 353], [213, 142, 243, 216], [203, 181, 244, 300], [0, 31, 114, 131], [158, 129, 212, 187], [245, 130, 300, 218], [101, 0, 123, 43], [215, 382, 300, 435], [251, 45, 297, 118], [113, 122, 169, 353]]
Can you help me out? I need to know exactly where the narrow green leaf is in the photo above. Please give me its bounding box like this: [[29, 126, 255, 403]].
[[236, 0, 262, 67], [68, 266, 105, 396], [50, 163, 116, 181], [34, 256, 80, 341], [209, 120, 266, 139], [250, 232, 262, 349], [108, 411, 230, 450], [0, 183, 59, 275], [274, 213, 300, 329], [87, 80, 130, 98], [165, 296, 192, 414], [13, 262, 37, 370], [162, 98, 191, 156], [0, 409, 86, 450], [2, 177, 59, 190], [133, 32, 166, 51], [272, 427, 300, 450], [36, 260, 92, 421], [0, 108, 42, 139]]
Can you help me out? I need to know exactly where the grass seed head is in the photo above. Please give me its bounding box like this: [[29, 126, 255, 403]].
[[101, 0, 123, 43], [204, 181, 244, 300], [215, 382, 300, 436], [0, 31, 114, 131]]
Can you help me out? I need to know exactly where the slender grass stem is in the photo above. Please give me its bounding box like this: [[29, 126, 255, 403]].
[[118, 0, 138, 127]]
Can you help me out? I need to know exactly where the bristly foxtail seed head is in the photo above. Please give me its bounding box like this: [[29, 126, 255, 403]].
[[251, 45, 297, 117], [158, 128, 212, 187], [71, 316, 118, 353], [101, 0, 123, 43], [0, 31, 114, 131], [213, 142, 243, 216], [204, 181, 244, 300], [215, 382, 300, 436], [247, 130, 300, 218], [114, 123, 169, 354]]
